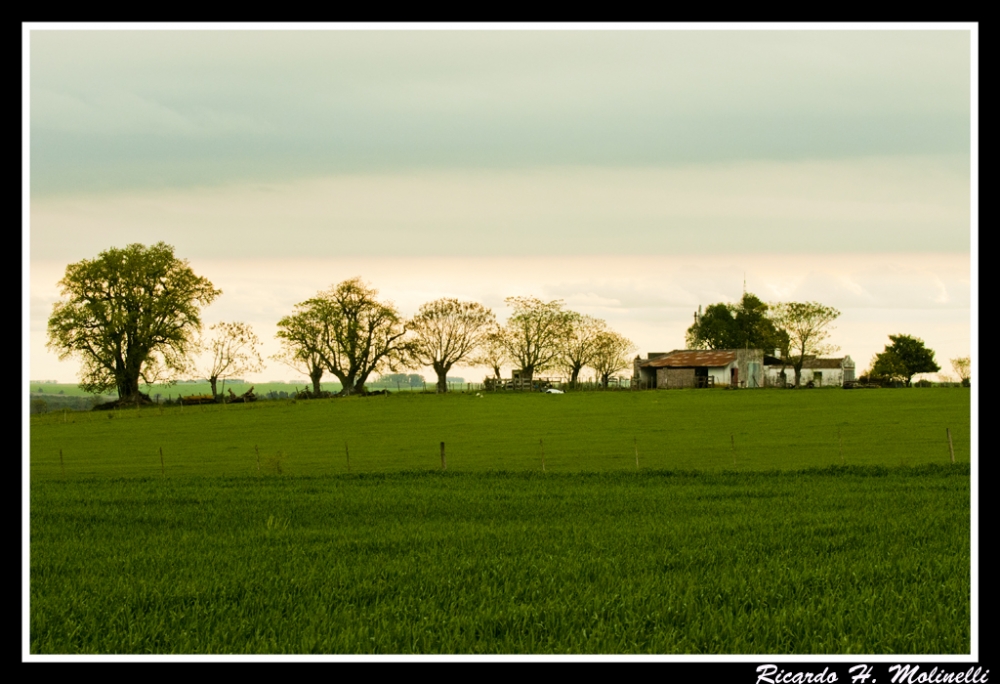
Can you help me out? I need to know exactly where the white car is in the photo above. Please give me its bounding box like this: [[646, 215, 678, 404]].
[[544, 388, 564, 394]]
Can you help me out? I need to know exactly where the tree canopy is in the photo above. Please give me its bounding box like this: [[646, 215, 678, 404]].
[[467, 325, 509, 380], [200, 321, 264, 400], [276, 278, 407, 395], [406, 298, 495, 393], [685, 293, 787, 353], [950, 356, 970, 386], [46, 242, 220, 402], [590, 330, 637, 388], [500, 297, 575, 380], [870, 334, 940, 387], [559, 313, 607, 386], [771, 301, 841, 387]]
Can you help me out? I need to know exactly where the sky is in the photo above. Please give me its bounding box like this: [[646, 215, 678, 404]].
[[26, 24, 976, 387]]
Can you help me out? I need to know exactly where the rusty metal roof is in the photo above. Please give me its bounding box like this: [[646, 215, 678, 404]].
[[641, 350, 737, 368]]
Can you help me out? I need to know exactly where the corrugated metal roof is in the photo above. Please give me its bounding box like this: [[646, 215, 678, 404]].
[[642, 350, 737, 368]]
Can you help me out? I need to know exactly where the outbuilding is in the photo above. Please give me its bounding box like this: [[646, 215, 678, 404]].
[[633, 349, 765, 389], [764, 355, 855, 387]]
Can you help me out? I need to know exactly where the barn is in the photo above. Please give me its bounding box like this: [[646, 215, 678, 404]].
[[633, 349, 765, 389]]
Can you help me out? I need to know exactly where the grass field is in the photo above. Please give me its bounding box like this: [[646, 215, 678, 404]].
[[28, 389, 972, 655], [28, 381, 345, 401], [31, 388, 970, 477]]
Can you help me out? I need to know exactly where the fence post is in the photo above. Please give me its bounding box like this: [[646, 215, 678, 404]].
[[947, 428, 955, 464], [159, 447, 165, 476], [345, 442, 350, 472], [440, 441, 446, 470], [634, 437, 639, 469]]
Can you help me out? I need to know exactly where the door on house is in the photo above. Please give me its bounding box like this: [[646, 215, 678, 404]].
[[730, 367, 739, 387]]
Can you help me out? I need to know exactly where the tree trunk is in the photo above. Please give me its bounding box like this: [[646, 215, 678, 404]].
[[434, 361, 451, 393], [601, 373, 610, 388], [210, 376, 219, 400], [569, 366, 582, 388], [310, 367, 323, 396]]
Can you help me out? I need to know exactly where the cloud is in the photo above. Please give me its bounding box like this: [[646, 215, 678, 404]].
[[29, 29, 971, 194], [30, 159, 970, 262]]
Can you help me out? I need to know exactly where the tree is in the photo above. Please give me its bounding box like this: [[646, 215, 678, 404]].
[[276, 278, 407, 396], [867, 350, 908, 385], [771, 301, 841, 387], [46, 242, 220, 404], [685, 293, 787, 352], [685, 303, 735, 349], [558, 313, 607, 386], [272, 345, 326, 396], [870, 334, 940, 387], [590, 331, 637, 388], [200, 321, 264, 400], [500, 297, 575, 381], [407, 298, 495, 393], [468, 325, 509, 380], [272, 307, 327, 395], [951, 356, 971, 387]]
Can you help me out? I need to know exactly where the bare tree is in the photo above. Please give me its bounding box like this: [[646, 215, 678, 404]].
[[271, 344, 325, 396], [468, 325, 510, 380], [276, 278, 407, 396], [771, 302, 841, 387], [407, 298, 496, 393], [201, 321, 264, 400], [950, 356, 971, 386], [501, 297, 575, 381], [559, 313, 607, 387], [590, 331, 637, 388]]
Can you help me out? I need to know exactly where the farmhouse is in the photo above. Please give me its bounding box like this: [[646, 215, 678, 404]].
[[633, 349, 765, 389], [764, 355, 856, 387]]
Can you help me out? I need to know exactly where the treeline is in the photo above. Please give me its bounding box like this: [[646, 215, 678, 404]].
[[44, 243, 967, 404], [45, 243, 638, 404]]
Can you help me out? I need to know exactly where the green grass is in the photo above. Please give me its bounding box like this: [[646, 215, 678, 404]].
[[30, 467, 969, 654], [31, 389, 970, 477], [29, 389, 972, 654], [28, 381, 345, 401]]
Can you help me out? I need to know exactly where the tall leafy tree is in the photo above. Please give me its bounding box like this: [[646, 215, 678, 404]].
[[870, 334, 940, 387], [685, 293, 786, 352], [407, 298, 495, 393], [276, 278, 407, 396], [501, 297, 575, 381], [200, 321, 264, 400], [771, 301, 841, 387], [46, 242, 220, 404]]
